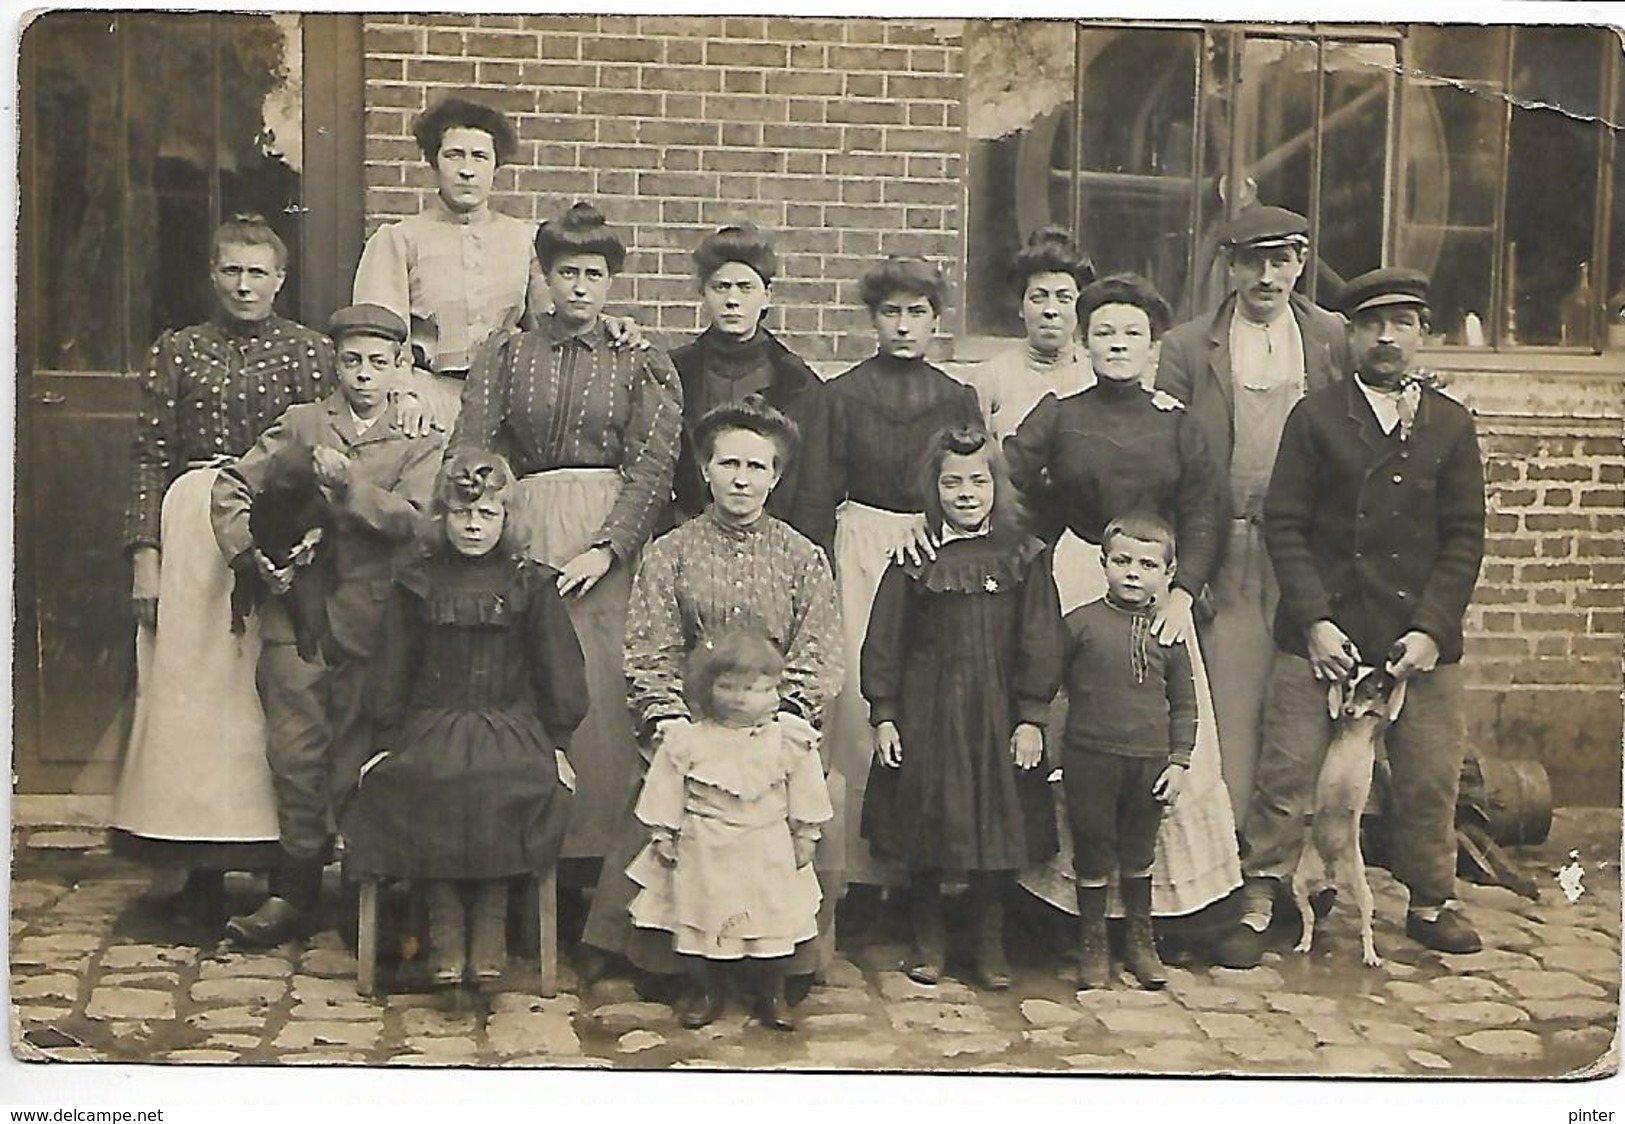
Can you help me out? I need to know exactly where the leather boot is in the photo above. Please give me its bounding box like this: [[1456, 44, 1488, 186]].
[[906, 879, 946, 985], [468, 879, 509, 983], [679, 958, 724, 1029], [753, 960, 795, 1032], [426, 880, 468, 986], [1075, 884, 1111, 990], [1121, 876, 1167, 990], [225, 852, 321, 947], [971, 874, 1011, 991]]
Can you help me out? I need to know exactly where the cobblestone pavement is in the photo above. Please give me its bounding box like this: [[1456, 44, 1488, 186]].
[[9, 810, 1618, 1078]]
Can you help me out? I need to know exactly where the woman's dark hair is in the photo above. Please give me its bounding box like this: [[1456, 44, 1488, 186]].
[[858, 256, 949, 314], [1008, 225, 1095, 298], [692, 223, 778, 286], [1077, 272, 1175, 341], [684, 629, 785, 720], [212, 212, 288, 270], [914, 424, 1026, 540], [692, 395, 801, 475], [412, 97, 519, 165], [535, 201, 627, 273]]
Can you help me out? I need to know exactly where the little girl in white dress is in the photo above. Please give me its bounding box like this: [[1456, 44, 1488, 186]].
[[627, 630, 833, 1032]]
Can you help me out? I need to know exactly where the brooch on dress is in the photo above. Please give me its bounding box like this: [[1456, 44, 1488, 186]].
[[983, 576, 1000, 594]]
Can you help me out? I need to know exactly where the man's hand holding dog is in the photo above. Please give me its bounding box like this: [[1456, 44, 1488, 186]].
[[1385, 630, 1440, 680], [1307, 619, 1360, 682]]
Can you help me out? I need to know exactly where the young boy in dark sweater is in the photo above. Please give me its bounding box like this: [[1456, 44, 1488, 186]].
[[1062, 512, 1196, 990]]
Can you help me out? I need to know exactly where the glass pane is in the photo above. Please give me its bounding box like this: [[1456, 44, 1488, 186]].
[[1236, 38, 1318, 226], [1506, 25, 1604, 347], [1608, 59, 1625, 353], [963, 21, 1078, 336], [1317, 42, 1396, 292], [1396, 26, 1508, 346], [1072, 27, 1201, 318], [216, 13, 305, 317], [25, 11, 128, 370]]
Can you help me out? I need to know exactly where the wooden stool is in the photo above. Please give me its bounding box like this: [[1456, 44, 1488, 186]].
[[356, 868, 558, 998]]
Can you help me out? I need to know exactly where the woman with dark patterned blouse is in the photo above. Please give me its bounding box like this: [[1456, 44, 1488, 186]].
[[580, 398, 843, 999], [450, 201, 682, 866], [113, 215, 335, 920]]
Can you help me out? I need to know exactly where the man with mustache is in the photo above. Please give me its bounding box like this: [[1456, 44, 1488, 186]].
[[1215, 268, 1487, 966]]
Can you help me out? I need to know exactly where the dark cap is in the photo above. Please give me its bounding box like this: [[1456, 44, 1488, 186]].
[[1339, 267, 1430, 317], [1221, 206, 1310, 251], [328, 303, 408, 344]]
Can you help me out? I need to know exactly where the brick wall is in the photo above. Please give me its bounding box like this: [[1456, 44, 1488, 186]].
[[362, 13, 965, 362], [1464, 420, 1624, 806]]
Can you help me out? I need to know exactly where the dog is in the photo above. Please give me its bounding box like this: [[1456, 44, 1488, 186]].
[[229, 440, 337, 663], [1291, 664, 1407, 967]]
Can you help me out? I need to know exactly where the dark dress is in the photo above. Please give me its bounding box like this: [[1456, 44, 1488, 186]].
[[341, 550, 588, 880], [669, 326, 833, 552], [860, 532, 1065, 872]]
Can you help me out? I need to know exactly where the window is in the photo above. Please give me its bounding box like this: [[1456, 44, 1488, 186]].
[[965, 22, 1621, 351], [20, 10, 306, 374]]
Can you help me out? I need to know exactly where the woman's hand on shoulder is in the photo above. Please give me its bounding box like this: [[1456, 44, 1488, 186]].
[[1152, 586, 1195, 645], [873, 720, 903, 767], [887, 513, 938, 567], [603, 314, 650, 352], [557, 545, 615, 598]]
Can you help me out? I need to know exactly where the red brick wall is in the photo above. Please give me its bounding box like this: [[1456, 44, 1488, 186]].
[[1466, 423, 1624, 805], [362, 13, 965, 362]]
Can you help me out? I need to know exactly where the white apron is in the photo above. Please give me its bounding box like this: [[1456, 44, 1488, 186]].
[[112, 468, 279, 842]]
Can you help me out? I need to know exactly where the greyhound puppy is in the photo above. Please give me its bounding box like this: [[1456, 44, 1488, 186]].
[[1292, 665, 1407, 967]]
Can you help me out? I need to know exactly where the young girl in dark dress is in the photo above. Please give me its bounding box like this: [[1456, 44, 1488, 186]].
[[341, 452, 588, 987], [860, 426, 1065, 989]]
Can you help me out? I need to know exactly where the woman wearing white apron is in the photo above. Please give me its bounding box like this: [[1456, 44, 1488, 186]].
[[450, 201, 682, 877], [1004, 273, 1242, 971], [114, 216, 334, 926], [818, 259, 984, 892]]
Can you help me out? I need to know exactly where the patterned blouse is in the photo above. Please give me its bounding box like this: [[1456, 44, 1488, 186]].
[[450, 314, 684, 562], [352, 196, 548, 374], [624, 509, 844, 734], [125, 313, 333, 551]]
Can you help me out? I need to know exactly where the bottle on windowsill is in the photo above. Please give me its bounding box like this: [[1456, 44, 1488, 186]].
[[1559, 260, 1593, 347]]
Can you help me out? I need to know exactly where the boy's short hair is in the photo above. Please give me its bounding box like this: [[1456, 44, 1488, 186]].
[[684, 630, 785, 719], [859, 256, 949, 314], [1101, 511, 1177, 565]]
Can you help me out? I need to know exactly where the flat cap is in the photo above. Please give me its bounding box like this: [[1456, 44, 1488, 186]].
[[327, 303, 408, 343], [1340, 267, 1430, 317], [1221, 205, 1310, 251]]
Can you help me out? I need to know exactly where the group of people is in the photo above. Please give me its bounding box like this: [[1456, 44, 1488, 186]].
[[110, 95, 1488, 1034]]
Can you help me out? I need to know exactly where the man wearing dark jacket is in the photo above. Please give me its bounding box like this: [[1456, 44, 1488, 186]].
[[1155, 207, 1350, 821], [1216, 267, 1486, 967]]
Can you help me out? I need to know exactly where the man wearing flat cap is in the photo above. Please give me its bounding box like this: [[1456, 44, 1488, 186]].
[[211, 303, 446, 944], [1215, 267, 1487, 966], [1156, 206, 1351, 825]]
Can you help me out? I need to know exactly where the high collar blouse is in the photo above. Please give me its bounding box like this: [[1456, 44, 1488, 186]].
[[450, 314, 683, 562], [125, 312, 334, 551], [352, 194, 548, 374], [624, 509, 844, 735]]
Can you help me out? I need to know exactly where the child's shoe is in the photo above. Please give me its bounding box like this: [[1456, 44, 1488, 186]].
[[426, 880, 468, 987], [679, 962, 724, 1029], [467, 880, 508, 982], [905, 881, 946, 985], [1074, 885, 1111, 990], [1120, 876, 1167, 990], [753, 963, 796, 1032]]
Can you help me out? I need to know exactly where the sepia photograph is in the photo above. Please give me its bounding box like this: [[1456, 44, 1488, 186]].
[[7, 0, 1623, 1102]]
